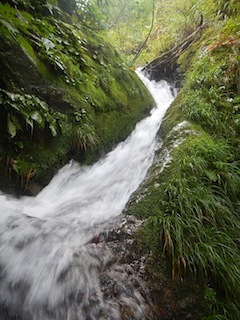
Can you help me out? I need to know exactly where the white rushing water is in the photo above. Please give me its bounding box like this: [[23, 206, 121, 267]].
[[0, 70, 175, 320]]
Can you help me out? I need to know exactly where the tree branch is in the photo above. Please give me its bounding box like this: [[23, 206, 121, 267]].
[[132, 0, 155, 63], [144, 22, 205, 71]]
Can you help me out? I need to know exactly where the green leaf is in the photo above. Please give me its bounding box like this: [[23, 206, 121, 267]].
[[206, 170, 218, 182], [54, 59, 65, 71], [8, 115, 17, 138], [12, 162, 20, 174], [49, 123, 57, 137], [30, 111, 45, 128], [7, 114, 18, 138], [1, 20, 19, 35], [38, 100, 49, 111], [14, 141, 24, 149], [26, 117, 33, 129]]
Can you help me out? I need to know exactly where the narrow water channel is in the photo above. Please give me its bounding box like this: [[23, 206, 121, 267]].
[[0, 70, 176, 319]]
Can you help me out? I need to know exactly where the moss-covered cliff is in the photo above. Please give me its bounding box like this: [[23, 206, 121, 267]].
[[127, 6, 240, 320], [0, 1, 154, 194]]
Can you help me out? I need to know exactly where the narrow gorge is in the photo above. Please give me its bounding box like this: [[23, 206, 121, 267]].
[[0, 1, 239, 319]]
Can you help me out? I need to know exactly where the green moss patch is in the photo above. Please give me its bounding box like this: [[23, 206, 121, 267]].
[[127, 14, 240, 320], [0, 1, 154, 192]]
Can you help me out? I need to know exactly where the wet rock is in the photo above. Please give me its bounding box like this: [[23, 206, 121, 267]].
[[93, 215, 206, 320]]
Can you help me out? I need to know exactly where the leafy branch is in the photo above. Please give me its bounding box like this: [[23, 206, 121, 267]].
[[0, 89, 67, 140]]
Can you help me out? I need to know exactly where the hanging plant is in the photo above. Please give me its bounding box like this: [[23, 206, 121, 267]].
[[0, 89, 67, 139]]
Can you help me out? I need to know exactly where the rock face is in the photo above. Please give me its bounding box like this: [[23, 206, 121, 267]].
[[92, 215, 205, 320], [0, 1, 154, 194]]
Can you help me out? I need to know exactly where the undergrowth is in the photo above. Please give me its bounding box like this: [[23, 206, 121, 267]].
[[129, 10, 240, 320], [0, 1, 154, 191]]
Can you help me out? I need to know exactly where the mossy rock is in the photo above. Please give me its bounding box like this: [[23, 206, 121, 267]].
[[0, 2, 154, 194], [126, 15, 240, 320]]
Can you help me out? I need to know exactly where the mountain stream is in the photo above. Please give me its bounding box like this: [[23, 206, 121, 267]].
[[0, 70, 176, 319]]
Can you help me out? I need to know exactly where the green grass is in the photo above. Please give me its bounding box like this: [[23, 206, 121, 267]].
[[128, 14, 240, 320]]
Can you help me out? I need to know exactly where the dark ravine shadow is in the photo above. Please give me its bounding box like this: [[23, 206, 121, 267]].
[[142, 24, 206, 86]]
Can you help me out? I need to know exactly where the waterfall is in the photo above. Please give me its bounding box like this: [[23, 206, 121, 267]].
[[0, 70, 175, 320]]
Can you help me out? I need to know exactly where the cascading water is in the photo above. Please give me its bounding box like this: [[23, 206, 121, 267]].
[[0, 70, 176, 320]]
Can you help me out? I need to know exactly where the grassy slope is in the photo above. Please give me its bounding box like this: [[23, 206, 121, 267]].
[[127, 9, 240, 320]]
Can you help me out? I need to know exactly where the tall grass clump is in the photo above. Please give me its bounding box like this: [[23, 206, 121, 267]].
[[180, 17, 240, 145], [129, 14, 240, 319], [143, 134, 240, 319]]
